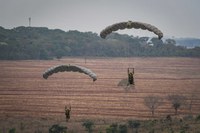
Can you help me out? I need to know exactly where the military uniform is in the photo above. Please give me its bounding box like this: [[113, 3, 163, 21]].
[[65, 106, 71, 122], [128, 68, 134, 85]]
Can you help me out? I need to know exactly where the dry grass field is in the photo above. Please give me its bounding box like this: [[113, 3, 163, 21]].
[[0, 57, 200, 132]]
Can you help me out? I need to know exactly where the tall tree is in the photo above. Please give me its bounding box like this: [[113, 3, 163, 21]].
[[82, 120, 94, 133], [144, 95, 163, 117], [168, 94, 186, 115]]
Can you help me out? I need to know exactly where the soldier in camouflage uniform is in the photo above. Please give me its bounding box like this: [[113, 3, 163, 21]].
[[65, 105, 71, 122], [128, 68, 134, 85]]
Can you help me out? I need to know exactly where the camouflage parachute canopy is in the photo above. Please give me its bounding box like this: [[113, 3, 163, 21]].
[[43, 64, 97, 81], [100, 21, 163, 39]]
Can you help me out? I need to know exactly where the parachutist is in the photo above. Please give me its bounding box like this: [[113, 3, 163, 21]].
[[128, 68, 134, 85], [65, 105, 71, 122]]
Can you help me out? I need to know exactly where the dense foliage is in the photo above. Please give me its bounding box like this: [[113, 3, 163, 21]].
[[0, 26, 200, 60]]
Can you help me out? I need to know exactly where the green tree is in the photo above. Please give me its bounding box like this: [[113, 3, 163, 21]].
[[8, 128, 16, 133], [55, 48, 65, 59], [49, 124, 67, 133], [82, 120, 94, 133], [128, 120, 140, 133], [168, 94, 186, 115], [106, 123, 118, 133], [195, 114, 200, 121], [1, 26, 200, 59], [118, 124, 127, 133], [20, 122, 25, 132], [144, 95, 163, 117]]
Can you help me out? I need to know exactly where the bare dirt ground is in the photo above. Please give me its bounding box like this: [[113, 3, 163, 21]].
[[0, 57, 200, 132]]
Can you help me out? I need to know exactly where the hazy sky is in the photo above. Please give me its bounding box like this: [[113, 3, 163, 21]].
[[0, 0, 200, 38]]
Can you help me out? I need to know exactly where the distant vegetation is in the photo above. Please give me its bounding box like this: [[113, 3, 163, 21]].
[[175, 37, 200, 48], [0, 26, 200, 60]]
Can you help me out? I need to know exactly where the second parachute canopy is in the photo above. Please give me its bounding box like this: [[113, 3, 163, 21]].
[[100, 21, 163, 39], [43, 64, 97, 81]]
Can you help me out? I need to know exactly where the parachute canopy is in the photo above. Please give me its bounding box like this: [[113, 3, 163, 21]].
[[100, 21, 163, 39], [43, 64, 97, 81]]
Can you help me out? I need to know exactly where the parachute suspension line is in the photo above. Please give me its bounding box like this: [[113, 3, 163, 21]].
[[126, 21, 133, 72], [84, 43, 87, 64], [127, 42, 131, 68], [126, 39, 136, 87], [84, 56, 87, 64], [122, 39, 130, 70]]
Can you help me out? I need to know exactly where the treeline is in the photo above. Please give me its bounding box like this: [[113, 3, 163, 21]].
[[0, 26, 200, 60]]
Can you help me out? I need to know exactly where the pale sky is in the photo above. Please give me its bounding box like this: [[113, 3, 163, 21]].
[[0, 0, 200, 38]]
